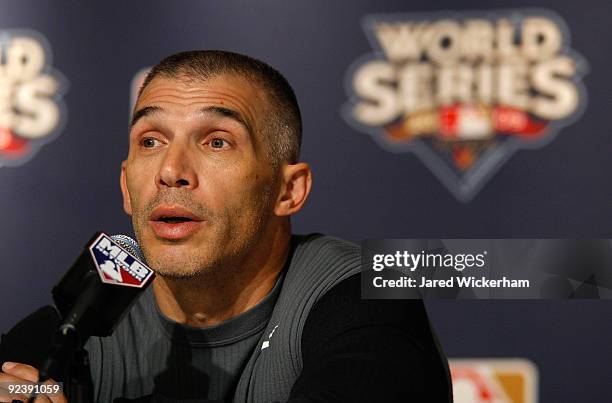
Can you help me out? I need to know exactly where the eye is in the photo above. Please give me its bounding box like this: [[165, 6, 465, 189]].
[[210, 138, 229, 149], [140, 137, 161, 148]]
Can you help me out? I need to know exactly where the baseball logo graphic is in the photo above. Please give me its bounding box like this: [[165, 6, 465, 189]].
[[343, 9, 588, 200], [0, 30, 67, 168], [89, 233, 154, 288]]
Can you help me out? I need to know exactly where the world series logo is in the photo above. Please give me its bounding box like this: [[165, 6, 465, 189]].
[[343, 9, 588, 200], [0, 30, 67, 168]]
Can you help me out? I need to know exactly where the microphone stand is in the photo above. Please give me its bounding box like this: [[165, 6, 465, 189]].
[[29, 274, 99, 403]]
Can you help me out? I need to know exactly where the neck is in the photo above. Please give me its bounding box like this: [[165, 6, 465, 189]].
[[152, 221, 291, 327]]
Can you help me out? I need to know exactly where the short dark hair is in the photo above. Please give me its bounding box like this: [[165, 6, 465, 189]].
[[136, 50, 302, 167]]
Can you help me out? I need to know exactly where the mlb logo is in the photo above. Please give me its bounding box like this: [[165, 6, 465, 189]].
[[450, 358, 538, 403], [89, 233, 154, 288]]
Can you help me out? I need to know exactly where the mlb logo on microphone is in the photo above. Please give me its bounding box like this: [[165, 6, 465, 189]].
[[450, 358, 538, 403], [89, 233, 153, 288]]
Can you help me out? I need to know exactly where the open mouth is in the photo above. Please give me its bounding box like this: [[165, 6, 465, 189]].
[[158, 216, 193, 224], [150, 205, 202, 223], [149, 206, 203, 240]]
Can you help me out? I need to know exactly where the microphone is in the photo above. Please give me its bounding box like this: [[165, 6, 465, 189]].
[[37, 232, 155, 386], [50, 233, 153, 340]]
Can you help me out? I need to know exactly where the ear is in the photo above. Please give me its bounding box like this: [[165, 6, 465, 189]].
[[274, 162, 312, 217], [120, 160, 133, 216]]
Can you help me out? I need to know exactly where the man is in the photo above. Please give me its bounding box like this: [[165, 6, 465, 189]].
[[0, 50, 451, 402]]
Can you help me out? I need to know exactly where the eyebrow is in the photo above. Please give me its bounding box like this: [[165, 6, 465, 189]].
[[130, 105, 252, 135], [130, 106, 162, 127]]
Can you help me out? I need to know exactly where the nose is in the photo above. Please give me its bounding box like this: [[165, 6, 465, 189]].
[[155, 141, 198, 189]]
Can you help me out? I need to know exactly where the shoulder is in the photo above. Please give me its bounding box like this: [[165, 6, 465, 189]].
[[291, 234, 360, 264], [288, 234, 361, 284], [275, 234, 362, 320]]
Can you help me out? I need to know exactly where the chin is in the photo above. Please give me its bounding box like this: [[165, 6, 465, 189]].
[[148, 250, 218, 280], [154, 268, 203, 280]]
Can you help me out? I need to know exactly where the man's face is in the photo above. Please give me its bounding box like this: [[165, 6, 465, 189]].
[[121, 74, 279, 278]]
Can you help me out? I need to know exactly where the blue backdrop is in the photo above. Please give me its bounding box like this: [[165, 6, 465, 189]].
[[0, 1, 610, 401]]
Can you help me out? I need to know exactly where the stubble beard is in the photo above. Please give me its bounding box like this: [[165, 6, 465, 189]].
[[131, 185, 276, 281]]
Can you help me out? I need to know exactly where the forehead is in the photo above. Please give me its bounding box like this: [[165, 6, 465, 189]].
[[133, 73, 269, 129]]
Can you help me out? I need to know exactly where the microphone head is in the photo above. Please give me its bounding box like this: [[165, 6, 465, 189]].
[[51, 232, 154, 338], [111, 234, 144, 261]]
